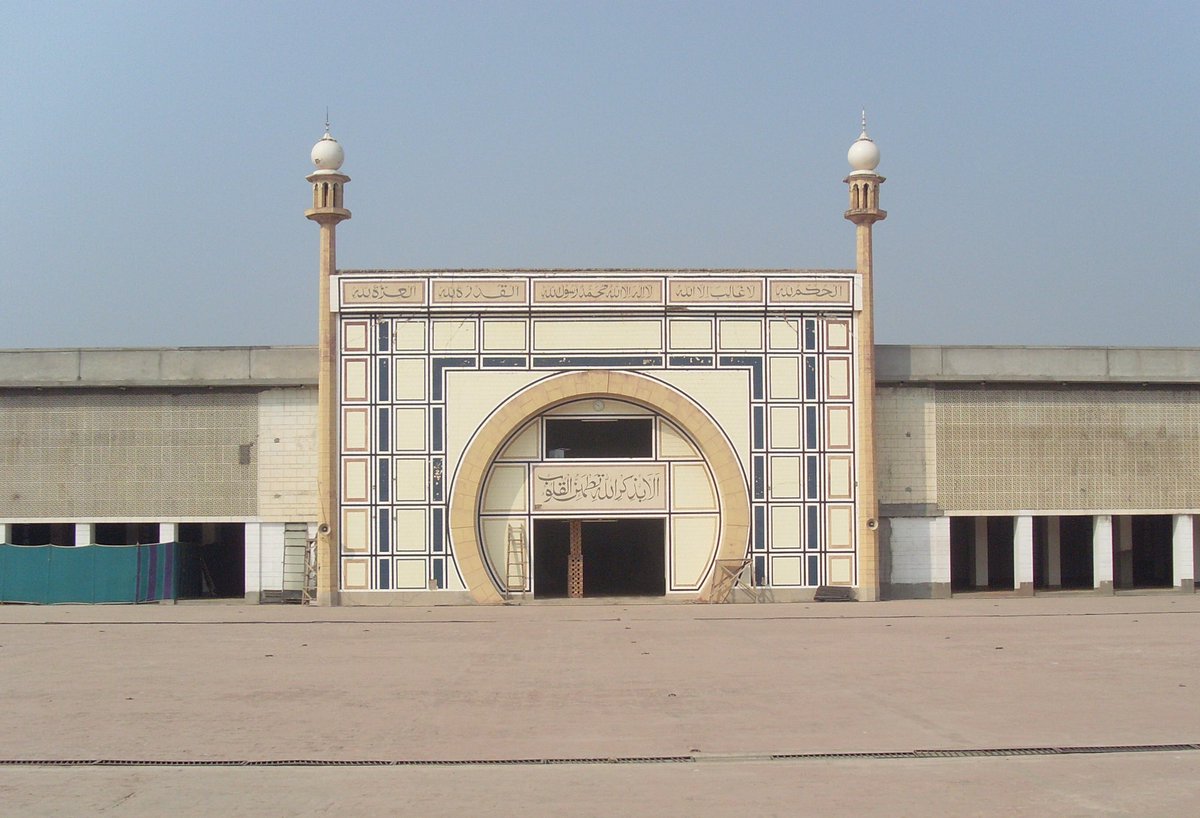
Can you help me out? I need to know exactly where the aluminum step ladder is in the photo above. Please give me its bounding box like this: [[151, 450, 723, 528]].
[[281, 522, 312, 604], [505, 523, 528, 601]]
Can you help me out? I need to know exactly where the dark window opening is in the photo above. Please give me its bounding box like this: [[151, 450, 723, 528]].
[[544, 418, 653, 459], [8, 523, 75, 546], [94, 523, 161, 545]]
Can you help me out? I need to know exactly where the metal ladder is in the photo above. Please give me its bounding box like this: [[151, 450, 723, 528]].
[[505, 523, 527, 601], [281, 522, 312, 604]]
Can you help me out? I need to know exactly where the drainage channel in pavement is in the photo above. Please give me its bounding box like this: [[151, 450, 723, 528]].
[[2, 744, 1197, 768]]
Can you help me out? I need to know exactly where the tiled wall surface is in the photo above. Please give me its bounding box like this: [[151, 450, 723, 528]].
[[876, 386, 937, 507], [338, 303, 860, 593], [257, 387, 318, 520]]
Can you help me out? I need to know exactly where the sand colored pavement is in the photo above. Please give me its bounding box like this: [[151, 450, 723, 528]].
[[1, 595, 1198, 815]]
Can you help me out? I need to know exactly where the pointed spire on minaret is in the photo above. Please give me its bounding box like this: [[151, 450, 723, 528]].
[[845, 113, 885, 223]]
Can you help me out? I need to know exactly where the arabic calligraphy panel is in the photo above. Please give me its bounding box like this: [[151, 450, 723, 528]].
[[431, 279, 527, 304], [532, 279, 663, 304], [341, 279, 427, 306], [530, 464, 668, 511], [668, 279, 763, 304], [768, 279, 852, 306]]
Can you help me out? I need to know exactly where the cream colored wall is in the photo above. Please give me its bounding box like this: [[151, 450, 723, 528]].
[[875, 386, 937, 508], [445, 370, 546, 485], [654, 369, 752, 477], [257, 387, 319, 521]]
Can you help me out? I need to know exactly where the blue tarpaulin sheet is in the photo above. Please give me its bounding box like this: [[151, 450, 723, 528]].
[[0, 543, 178, 604]]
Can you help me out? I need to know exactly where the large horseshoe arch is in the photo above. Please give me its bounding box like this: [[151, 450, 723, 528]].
[[447, 370, 752, 603]]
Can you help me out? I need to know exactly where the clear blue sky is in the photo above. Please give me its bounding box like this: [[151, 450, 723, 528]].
[[4, 1, 1197, 349]]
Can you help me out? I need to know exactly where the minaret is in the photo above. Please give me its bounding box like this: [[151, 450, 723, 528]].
[[306, 127, 351, 606], [844, 114, 885, 602]]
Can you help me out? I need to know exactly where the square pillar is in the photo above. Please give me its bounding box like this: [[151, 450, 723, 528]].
[[74, 523, 95, 547], [1014, 515, 1034, 595], [1172, 514, 1194, 592], [931, 516, 951, 593], [1116, 515, 1134, 588], [244, 522, 263, 602], [159, 523, 177, 544], [0, 523, 9, 544], [973, 516, 989, 588], [1046, 515, 1061, 588], [1093, 515, 1114, 592]]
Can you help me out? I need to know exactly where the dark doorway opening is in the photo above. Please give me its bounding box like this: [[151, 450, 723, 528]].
[[986, 516, 1015, 590], [950, 516, 1014, 591], [1060, 516, 1094, 589], [1034, 516, 1093, 590], [533, 520, 571, 598], [177, 523, 246, 598], [1127, 514, 1173, 589], [949, 517, 973, 591], [544, 418, 653, 459], [533, 518, 665, 598]]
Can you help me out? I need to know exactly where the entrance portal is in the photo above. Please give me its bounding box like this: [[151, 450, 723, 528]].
[[533, 518, 665, 598]]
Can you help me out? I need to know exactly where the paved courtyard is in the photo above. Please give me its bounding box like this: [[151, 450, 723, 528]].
[[1, 595, 1198, 816]]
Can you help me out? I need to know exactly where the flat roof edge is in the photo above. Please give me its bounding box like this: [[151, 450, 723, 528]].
[[877, 345, 1200, 385]]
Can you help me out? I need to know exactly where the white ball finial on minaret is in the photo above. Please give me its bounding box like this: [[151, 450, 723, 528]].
[[847, 110, 880, 176], [311, 129, 345, 173]]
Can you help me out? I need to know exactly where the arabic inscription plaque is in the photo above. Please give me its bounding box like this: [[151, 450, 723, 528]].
[[431, 279, 527, 304], [768, 279, 852, 306], [341, 279, 427, 306], [531, 464, 667, 512], [668, 279, 763, 304]]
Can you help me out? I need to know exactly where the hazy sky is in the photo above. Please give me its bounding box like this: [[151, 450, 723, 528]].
[[4, 1, 1197, 349]]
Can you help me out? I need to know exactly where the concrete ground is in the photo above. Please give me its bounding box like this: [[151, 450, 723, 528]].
[[1, 595, 1198, 816]]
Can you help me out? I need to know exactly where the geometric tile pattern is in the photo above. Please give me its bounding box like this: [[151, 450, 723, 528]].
[[937, 387, 1200, 513], [337, 272, 860, 593], [0, 392, 257, 518]]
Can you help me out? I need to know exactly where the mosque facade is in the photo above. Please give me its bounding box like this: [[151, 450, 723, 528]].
[[0, 128, 1196, 604]]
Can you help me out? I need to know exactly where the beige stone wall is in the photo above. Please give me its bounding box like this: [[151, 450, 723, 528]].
[[876, 386, 937, 507], [256, 387, 318, 521], [0, 391, 256, 519], [935, 387, 1200, 513]]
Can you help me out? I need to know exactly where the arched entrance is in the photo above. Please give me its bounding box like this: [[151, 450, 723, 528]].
[[448, 370, 751, 603]]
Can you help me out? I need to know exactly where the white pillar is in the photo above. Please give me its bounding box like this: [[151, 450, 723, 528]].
[[973, 517, 989, 587], [1116, 515, 1134, 588], [159, 523, 177, 544], [1015, 515, 1034, 593], [1093, 515, 1114, 591], [1046, 515, 1061, 587], [244, 522, 263, 602], [0, 523, 9, 544], [1172, 514, 1194, 591], [931, 516, 951, 591], [75, 523, 95, 547]]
